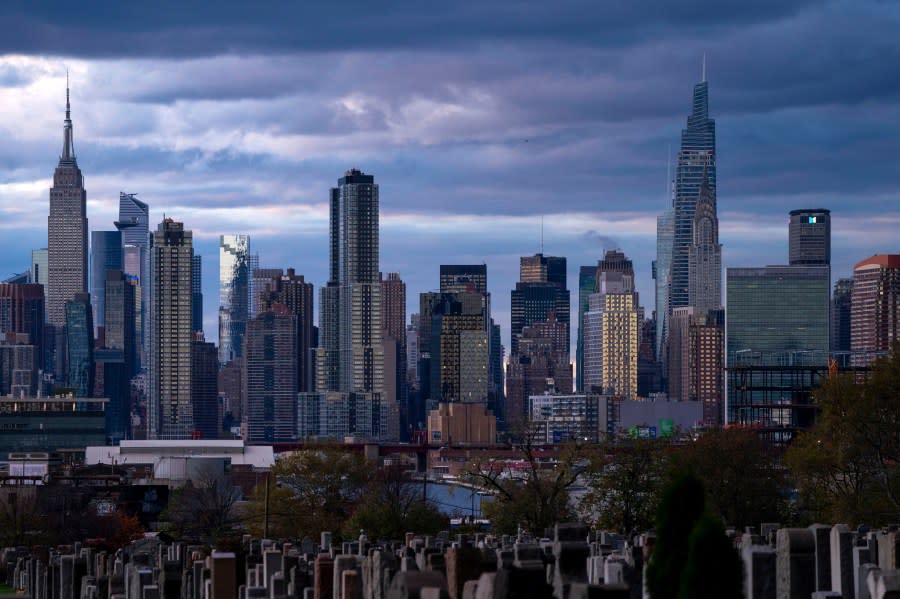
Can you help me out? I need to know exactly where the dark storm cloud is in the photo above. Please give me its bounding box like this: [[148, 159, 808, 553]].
[[0, 1, 824, 58]]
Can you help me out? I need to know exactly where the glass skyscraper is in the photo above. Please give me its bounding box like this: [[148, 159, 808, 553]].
[[115, 192, 149, 369], [576, 265, 596, 392], [726, 266, 830, 361], [65, 292, 94, 397], [219, 234, 250, 364], [671, 77, 716, 311], [90, 230, 122, 334], [192, 254, 203, 333], [654, 209, 674, 363]]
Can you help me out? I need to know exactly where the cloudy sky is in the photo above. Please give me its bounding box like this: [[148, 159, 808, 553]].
[[0, 1, 898, 350]]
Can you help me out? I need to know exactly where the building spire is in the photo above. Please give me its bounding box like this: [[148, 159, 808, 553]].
[[61, 70, 76, 164], [702, 53, 707, 83]]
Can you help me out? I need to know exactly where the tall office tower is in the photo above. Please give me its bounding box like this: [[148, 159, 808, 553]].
[[65, 292, 94, 397], [31, 249, 49, 323], [637, 317, 662, 397], [668, 307, 724, 421], [510, 254, 569, 355], [247, 253, 260, 317], [381, 272, 407, 430], [576, 265, 597, 392], [427, 293, 490, 404], [315, 169, 384, 396], [726, 265, 830, 359], [655, 210, 674, 365], [489, 320, 505, 422], [191, 255, 203, 333], [115, 192, 149, 368], [251, 267, 283, 318], [219, 234, 251, 364], [191, 337, 219, 440], [406, 314, 419, 391], [789, 209, 831, 266], [218, 361, 244, 430], [440, 264, 487, 295], [48, 85, 89, 327], [687, 176, 721, 311], [0, 284, 45, 345], [582, 250, 635, 393], [520, 254, 566, 286], [104, 270, 136, 376], [244, 308, 298, 442], [831, 278, 854, 352], [600, 291, 641, 399], [851, 255, 900, 364], [256, 268, 314, 392], [506, 311, 572, 424], [671, 74, 716, 312], [148, 219, 194, 439], [90, 230, 123, 336]]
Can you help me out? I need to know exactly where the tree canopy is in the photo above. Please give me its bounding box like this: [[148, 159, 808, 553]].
[[786, 349, 900, 526]]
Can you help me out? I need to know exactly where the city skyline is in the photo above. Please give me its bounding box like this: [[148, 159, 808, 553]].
[[0, 2, 898, 352]]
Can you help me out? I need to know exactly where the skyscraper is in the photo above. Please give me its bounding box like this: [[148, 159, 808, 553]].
[[831, 277, 853, 352], [576, 265, 597, 392], [687, 176, 721, 311], [191, 337, 219, 440], [65, 292, 94, 397], [789, 209, 831, 266], [315, 169, 383, 396], [583, 250, 635, 394], [510, 254, 569, 355], [671, 74, 716, 312], [90, 230, 123, 336], [0, 283, 45, 372], [726, 266, 830, 359], [115, 192, 149, 368], [256, 268, 314, 393], [851, 255, 900, 364], [148, 219, 194, 440], [219, 234, 251, 364], [30, 248, 48, 323], [104, 270, 136, 377], [48, 84, 88, 327], [654, 209, 673, 365], [245, 308, 297, 442], [381, 272, 407, 427], [439, 265, 487, 295], [192, 254, 203, 334]]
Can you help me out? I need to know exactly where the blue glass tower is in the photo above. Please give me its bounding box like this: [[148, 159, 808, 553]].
[[671, 77, 716, 311], [65, 292, 94, 397], [90, 230, 122, 336]]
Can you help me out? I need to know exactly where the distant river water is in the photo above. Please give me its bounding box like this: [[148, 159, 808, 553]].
[[426, 482, 488, 517]]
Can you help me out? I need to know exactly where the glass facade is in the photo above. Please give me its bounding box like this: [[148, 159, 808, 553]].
[[219, 234, 250, 364], [65, 293, 94, 397], [671, 80, 716, 311], [116, 192, 149, 368], [726, 266, 830, 362], [576, 265, 596, 392], [654, 210, 673, 363], [90, 230, 122, 332]]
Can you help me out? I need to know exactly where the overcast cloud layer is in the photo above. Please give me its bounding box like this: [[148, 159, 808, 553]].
[[0, 0, 898, 349]]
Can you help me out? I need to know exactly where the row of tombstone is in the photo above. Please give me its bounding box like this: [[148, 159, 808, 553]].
[[4, 522, 900, 599]]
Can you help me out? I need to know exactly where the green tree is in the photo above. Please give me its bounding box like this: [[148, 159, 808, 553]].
[[465, 439, 586, 535], [786, 350, 900, 525], [646, 472, 705, 599], [578, 437, 668, 534], [677, 515, 742, 599], [344, 465, 447, 540], [672, 428, 785, 528], [261, 446, 373, 540], [160, 466, 242, 545]]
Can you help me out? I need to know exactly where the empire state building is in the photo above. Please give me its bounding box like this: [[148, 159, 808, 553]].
[[47, 83, 88, 326]]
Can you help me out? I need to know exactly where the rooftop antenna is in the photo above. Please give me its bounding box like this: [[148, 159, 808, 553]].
[[540, 215, 544, 254], [702, 52, 707, 83]]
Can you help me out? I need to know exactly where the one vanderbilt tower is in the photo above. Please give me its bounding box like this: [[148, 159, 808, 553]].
[[48, 81, 88, 326]]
